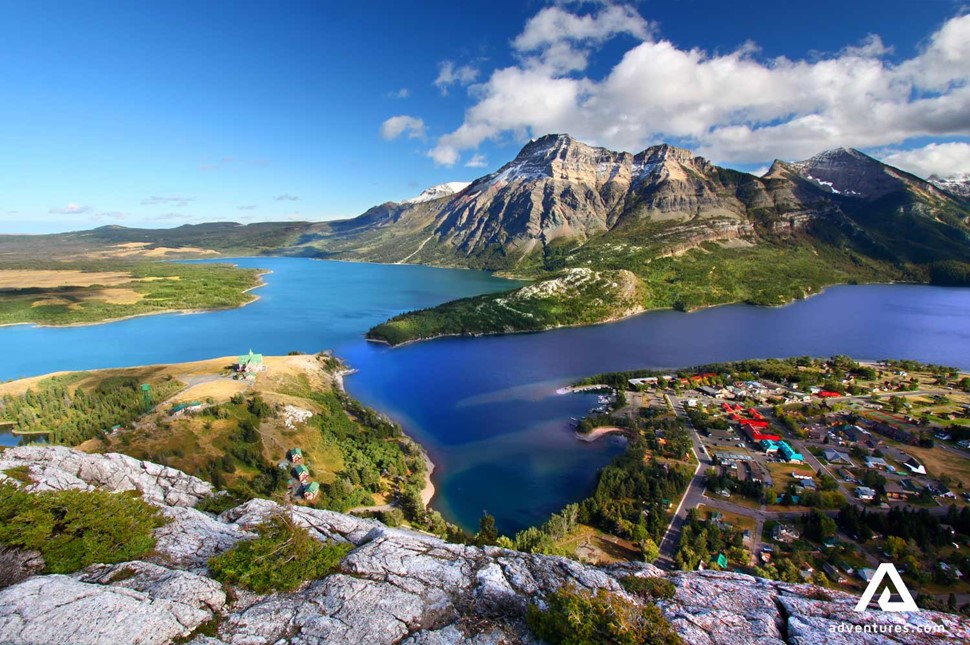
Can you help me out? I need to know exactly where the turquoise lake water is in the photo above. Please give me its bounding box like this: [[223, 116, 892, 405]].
[[3, 256, 970, 533]]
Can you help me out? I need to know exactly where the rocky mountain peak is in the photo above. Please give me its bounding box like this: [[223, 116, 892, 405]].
[[784, 147, 920, 199], [402, 181, 471, 204], [930, 172, 970, 198]]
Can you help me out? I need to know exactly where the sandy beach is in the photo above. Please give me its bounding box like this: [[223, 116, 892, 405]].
[[576, 426, 627, 442]]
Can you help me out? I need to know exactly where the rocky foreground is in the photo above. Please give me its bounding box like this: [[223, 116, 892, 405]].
[[1, 446, 968, 644]]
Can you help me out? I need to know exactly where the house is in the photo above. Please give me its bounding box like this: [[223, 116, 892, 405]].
[[169, 401, 204, 417], [301, 481, 320, 501], [772, 523, 800, 543], [628, 377, 658, 387], [822, 449, 853, 465], [237, 349, 265, 376], [855, 486, 876, 501], [799, 479, 818, 490], [822, 563, 847, 583], [858, 568, 877, 582], [777, 441, 803, 462], [902, 457, 926, 475], [791, 471, 813, 481], [293, 464, 310, 484], [713, 553, 729, 569], [698, 386, 720, 397], [863, 456, 889, 470], [749, 462, 773, 486], [884, 480, 912, 500], [287, 447, 304, 465]]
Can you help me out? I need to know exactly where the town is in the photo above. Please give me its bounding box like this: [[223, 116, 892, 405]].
[[571, 356, 970, 613]]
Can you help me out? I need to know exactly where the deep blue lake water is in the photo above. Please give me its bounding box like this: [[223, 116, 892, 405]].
[[2, 257, 969, 534]]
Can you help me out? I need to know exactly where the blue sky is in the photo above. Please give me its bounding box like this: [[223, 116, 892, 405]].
[[1, 0, 968, 233]]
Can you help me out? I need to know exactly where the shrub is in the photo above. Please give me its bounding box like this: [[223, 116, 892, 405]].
[[526, 584, 683, 645], [208, 513, 351, 593], [620, 575, 677, 601], [0, 484, 166, 573]]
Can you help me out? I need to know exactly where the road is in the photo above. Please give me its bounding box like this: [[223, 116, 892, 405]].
[[656, 394, 710, 569]]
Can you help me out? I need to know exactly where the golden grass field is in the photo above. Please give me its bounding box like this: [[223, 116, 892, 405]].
[[0, 269, 134, 289]]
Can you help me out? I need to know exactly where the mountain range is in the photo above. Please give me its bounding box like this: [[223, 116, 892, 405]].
[[3, 134, 969, 343]]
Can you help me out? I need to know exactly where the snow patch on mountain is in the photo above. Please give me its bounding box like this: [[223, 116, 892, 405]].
[[403, 182, 471, 204]]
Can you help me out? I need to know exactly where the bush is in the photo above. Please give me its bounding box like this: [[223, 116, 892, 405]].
[[620, 575, 677, 601], [208, 513, 351, 593], [0, 484, 166, 573], [526, 584, 683, 645]]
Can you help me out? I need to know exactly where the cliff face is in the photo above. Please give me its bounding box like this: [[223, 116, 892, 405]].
[[1, 446, 968, 645], [294, 135, 970, 273]]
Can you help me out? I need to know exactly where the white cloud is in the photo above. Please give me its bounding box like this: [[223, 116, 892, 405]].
[[878, 142, 970, 179], [142, 195, 194, 207], [380, 115, 427, 141], [513, 3, 653, 73], [428, 5, 970, 167], [274, 194, 300, 201], [387, 88, 410, 99], [465, 153, 488, 168], [434, 61, 479, 95], [49, 203, 91, 214]]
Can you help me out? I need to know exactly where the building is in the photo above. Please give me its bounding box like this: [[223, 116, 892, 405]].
[[293, 464, 310, 484], [741, 421, 781, 443], [287, 447, 304, 465], [237, 349, 265, 376], [698, 386, 721, 397], [822, 449, 852, 465], [884, 480, 912, 500], [822, 563, 847, 583], [858, 568, 877, 583], [302, 481, 320, 501], [772, 523, 800, 543], [761, 439, 779, 454], [628, 376, 658, 387], [777, 441, 803, 462], [856, 486, 876, 501], [863, 456, 889, 470], [902, 457, 926, 475], [799, 479, 818, 491]]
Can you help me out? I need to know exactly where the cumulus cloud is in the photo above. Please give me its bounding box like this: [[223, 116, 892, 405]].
[[513, 3, 653, 73], [465, 153, 488, 168], [380, 115, 427, 141], [48, 203, 91, 214], [434, 61, 479, 95], [428, 4, 970, 172], [142, 195, 194, 207], [387, 88, 410, 99], [879, 142, 970, 179], [274, 194, 300, 201]]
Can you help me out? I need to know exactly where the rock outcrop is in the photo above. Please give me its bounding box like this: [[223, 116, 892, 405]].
[[0, 445, 212, 507], [1, 447, 968, 644]]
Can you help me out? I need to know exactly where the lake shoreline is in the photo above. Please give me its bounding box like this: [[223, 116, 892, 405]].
[[0, 269, 271, 330], [336, 366, 436, 508], [365, 278, 943, 349]]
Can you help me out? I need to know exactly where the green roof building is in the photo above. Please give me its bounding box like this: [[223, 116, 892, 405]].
[[287, 447, 304, 464], [302, 481, 320, 501], [237, 349, 264, 374], [293, 464, 310, 483], [714, 553, 728, 569]]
